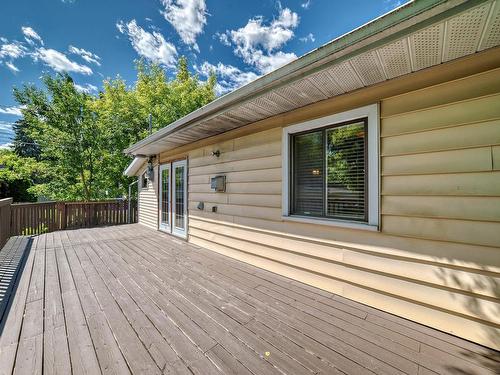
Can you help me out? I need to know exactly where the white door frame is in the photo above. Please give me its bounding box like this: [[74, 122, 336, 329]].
[[158, 163, 171, 232], [172, 159, 188, 238]]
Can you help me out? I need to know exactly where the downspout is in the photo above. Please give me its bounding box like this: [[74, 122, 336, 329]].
[[128, 179, 138, 224]]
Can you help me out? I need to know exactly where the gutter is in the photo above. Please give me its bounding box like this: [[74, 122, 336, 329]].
[[123, 156, 146, 176], [124, 0, 481, 156]]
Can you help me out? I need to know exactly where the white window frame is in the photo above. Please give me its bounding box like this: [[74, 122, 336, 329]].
[[282, 103, 379, 231]]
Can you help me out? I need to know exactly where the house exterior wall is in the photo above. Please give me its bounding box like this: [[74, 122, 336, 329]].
[[164, 67, 500, 350], [137, 165, 159, 229]]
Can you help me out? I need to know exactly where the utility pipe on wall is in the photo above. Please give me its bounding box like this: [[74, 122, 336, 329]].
[[128, 180, 138, 224]]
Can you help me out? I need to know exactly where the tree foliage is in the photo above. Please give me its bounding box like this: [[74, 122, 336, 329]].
[[13, 118, 41, 160], [0, 149, 45, 202], [14, 74, 103, 201], [8, 57, 216, 202]]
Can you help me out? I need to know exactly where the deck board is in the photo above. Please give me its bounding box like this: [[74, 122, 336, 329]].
[[0, 224, 499, 375]]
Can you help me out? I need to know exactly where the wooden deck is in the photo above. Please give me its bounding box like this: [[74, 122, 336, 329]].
[[0, 225, 498, 375]]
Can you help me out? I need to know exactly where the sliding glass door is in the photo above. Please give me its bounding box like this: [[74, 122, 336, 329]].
[[159, 160, 187, 238]]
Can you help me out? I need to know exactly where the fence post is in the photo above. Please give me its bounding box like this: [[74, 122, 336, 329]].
[[59, 202, 67, 230], [0, 198, 13, 249]]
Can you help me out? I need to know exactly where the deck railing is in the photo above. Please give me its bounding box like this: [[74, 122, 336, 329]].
[[0, 198, 13, 248], [8, 199, 137, 237]]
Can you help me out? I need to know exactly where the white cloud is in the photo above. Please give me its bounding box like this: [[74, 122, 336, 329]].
[[0, 121, 14, 148], [0, 41, 27, 73], [251, 50, 297, 74], [34, 48, 93, 75], [301, 0, 311, 9], [74, 83, 98, 94], [216, 32, 230, 46], [4, 61, 19, 73], [221, 8, 299, 74], [229, 8, 298, 53], [69, 45, 101, 66], [195, 61, 259, 95], [0, 105, 23, 116], [117, 19, 177, 67], [160, 0, 207, 50], [21, 26, 44, 45], [0, 42, 27, 59], [299, 33, 315, 43], [1, 27, 99, 76]]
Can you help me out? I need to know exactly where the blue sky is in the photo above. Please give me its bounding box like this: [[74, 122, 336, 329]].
[[0, 0, 404, 147]]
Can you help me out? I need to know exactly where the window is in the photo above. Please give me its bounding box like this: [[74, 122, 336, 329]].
[[291, 119, 367, 221], [283, 104, 379, 230], [141, 172, 148, 189]]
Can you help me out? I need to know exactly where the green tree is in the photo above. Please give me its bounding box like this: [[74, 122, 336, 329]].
[[133, 57, 216, 132], [13, 118, 41, 160], [0, 149, 44, 202], [14, 73, 104, 201]]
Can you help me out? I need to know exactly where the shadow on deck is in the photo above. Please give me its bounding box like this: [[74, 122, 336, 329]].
[[0, 224, 498, 374], [0, 237, 33, 336]]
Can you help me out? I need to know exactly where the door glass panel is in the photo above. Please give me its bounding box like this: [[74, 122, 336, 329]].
[[175, 165, 185, 230], [161, 168, 169, 226]]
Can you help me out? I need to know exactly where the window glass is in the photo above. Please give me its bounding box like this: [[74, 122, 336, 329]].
[[292, 130, 324, 216], [326, 121, 366, 221], [175, 166, 185, 229], [161, 168, 169, 225], [291, 119, 367, 222]]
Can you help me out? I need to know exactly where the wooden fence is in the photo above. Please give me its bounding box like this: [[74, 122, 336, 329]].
[[0, 198, 13, 249], [9, 200, 137, 237]]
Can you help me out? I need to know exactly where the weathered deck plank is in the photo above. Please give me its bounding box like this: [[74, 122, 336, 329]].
[[43, 248, 71, 375], [63, 244, 131, 375], [0, 224, 499, 375], [54, 240, 101, 375]]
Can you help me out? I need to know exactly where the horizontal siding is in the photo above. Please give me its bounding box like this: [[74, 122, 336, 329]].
[[381, 67, 500, 117], [190, 155, 281, 176], [382, 172, 500, 196], [381, 93, 500, 136], [381, 196, 500, 222], [382, 147, 493, 175], [138, 165, 158, 229], [182, 67, 500, 349], [382, 216, 500, 248], [189, 181, 282, 195], [381, 119, 500, 156], [222, 215, 500, 272], [381, 71, 500, 250]]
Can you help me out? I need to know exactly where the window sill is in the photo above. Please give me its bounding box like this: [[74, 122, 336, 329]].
[[282, 215, 379, 232]]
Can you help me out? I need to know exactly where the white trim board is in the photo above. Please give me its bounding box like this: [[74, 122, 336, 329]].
[[281, 103, 380, 231]]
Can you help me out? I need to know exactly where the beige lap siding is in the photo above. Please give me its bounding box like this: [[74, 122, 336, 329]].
[[138, 165, 159, 229], [183, 67, 500, 350]]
